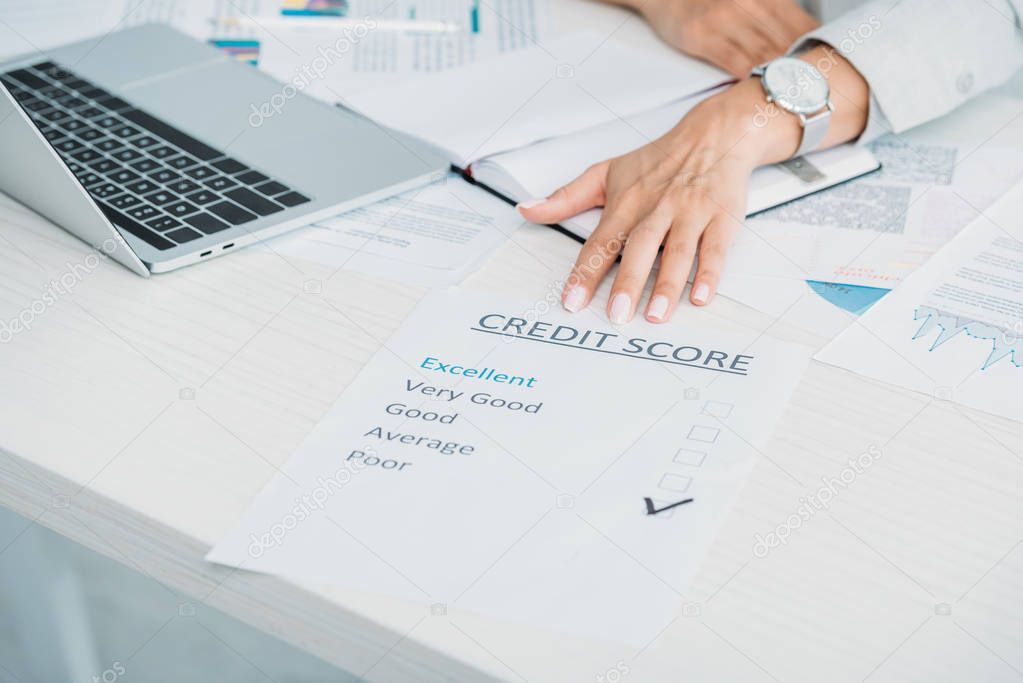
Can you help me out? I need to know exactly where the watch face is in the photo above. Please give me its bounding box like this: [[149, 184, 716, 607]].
[[762, 57, 829, 115]]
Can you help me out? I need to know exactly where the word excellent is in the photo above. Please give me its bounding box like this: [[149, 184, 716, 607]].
[[471, 313, 755, 375]]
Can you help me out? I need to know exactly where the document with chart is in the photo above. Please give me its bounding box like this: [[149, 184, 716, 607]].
[[207, 290, 810, 643], [817, 180, 1023, 424]]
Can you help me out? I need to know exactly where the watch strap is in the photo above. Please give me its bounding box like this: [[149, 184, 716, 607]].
[[795, 103, 832, 157]]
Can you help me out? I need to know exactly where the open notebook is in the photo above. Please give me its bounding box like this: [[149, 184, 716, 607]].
[[466, 89, 881, 241], [342, 33, 879, 241]]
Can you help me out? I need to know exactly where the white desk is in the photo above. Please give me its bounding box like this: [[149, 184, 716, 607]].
[[2, 5, 1023, 682]]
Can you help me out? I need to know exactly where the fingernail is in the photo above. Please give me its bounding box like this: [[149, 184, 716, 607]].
[[647, 295, 669, 321], [563, 285, 587, 313], [692, 283, 710, 304], [516, 198, 546, 210], [609, 292, 632, 324]]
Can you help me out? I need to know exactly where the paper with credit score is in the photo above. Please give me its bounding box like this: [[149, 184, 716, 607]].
[[207, 289, 810, 643]]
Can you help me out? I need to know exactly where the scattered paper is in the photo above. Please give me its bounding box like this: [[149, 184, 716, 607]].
[[259, 0, 551, 99], [207, 289, 810, 644], [749, 133, 1023, 288], [267, 174, 522, 286], [816, 178, 1023, 424]]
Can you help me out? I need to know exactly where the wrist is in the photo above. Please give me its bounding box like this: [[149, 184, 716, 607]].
[[716, 78, 803, 166]]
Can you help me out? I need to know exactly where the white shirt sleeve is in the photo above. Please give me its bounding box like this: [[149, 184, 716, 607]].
[[791, 0, 1023, 143]]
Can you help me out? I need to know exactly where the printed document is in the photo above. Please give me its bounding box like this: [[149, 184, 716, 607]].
[[816, 179, 1023, 424], [259, 0, 551, 98], [267, 174, 522, 286], [207, 289, 810, 643]]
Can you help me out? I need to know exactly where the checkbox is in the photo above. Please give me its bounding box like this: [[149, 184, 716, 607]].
[[658, 473, 692, 493], [687, 425, 720, 443], [702, 401, 733, 419], [674, 448, 707, 466]]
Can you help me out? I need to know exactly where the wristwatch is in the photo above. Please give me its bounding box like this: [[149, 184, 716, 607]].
[[751, 56, 833, 158]]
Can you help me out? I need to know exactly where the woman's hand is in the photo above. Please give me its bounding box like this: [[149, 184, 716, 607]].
[[517, 47, 871, 325], [623, 0, 819, 77], [519, 78, 798, 324]]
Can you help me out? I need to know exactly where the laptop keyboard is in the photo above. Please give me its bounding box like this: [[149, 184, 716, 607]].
[[1, 60, 312, 251]]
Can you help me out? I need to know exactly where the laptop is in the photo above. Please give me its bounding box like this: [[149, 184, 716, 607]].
[[0, 24, 448, 277]]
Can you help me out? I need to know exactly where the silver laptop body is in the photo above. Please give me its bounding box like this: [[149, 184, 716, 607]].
[[0, 24, 448, 276]]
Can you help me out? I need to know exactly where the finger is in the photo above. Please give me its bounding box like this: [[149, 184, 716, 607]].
[[765, 0, 819, 36], [700, 40, 755, 79], [518, 161, 608, 225], [561, 194, 641, 313], [645, 219, 702, 323], [607, 204, 673, 324], [716, 37, 761, 78], [729, 22, 777, 66], [735, 0, 801, 52], [691, 215, 739, 306]]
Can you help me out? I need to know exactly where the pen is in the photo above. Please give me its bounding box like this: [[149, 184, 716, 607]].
[[211, 16, 462, 33]]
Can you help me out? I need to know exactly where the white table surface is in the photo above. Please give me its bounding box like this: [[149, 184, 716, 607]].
[[2, 3, 1023, 682]]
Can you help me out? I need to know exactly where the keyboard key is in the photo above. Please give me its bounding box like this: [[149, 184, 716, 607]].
[[65, 162, 83, 175], [37, 108, 71, 123], [168, 155, 199, 170], [127, 204, 160, 221], [236, 170, 268, 185], [90, 159, 121, 174], [75, 106, 105, 119], [186, 166, 216, 180], [168, 179, 200, 194], [62, 118, 87, 133], [207, 200, 257, 225], [110, 194, 142, 210], [76, 127, 104, 142], [69, 149, 102, 164], [38, 85, 66, 99], [149, 145, 176, 159], [132, 135, 159, 149], [125, 179, 158, 195], [166, 201, 199, 217], [185, 189, 218, 205], [64, 78, 91, 91], [54, 95, 86, 109], [185, 212, 232, 234], [6, 68, 49, 90], [41, 127, 67, 143], [96, 95, 131, 111], [144, 190, 176, 206], [149, 169, 180, 184], [111, 125, 140, 138], [79, 86, 109, 100], [204, 175, 237, 192], [95, 138, 124, 153], [130, 159, 160, 173], [212, 158, 248, 174], [94, 115, 120, 129], [224, 187, 283, 216], [23, 98, 51, 112], [146, 216, 181, 232], [121, 108, 222, 161], [112, 149, 142, 163], [54, 139, 84, 154], [77, 172, 104, 187], [274, 190, 312, 208], [98, 203, 174, 251], [165, 226, 202, 243], [109, 169, 139, 184], [90, 183, 121, 199], [254, 180, 288, 196]]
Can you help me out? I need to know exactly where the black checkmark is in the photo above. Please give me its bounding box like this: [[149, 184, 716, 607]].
[[644, 497, 694, 515]]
